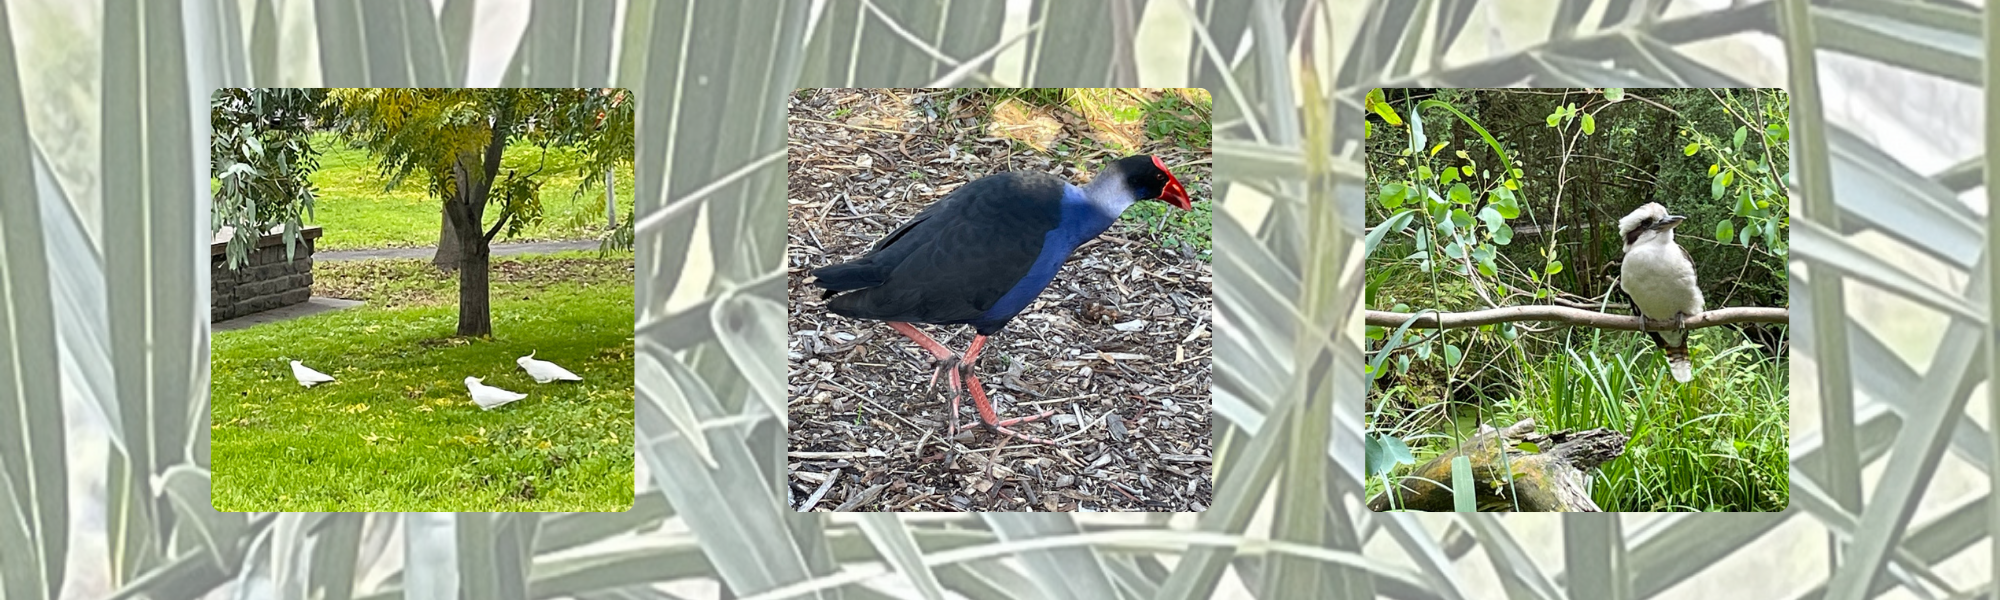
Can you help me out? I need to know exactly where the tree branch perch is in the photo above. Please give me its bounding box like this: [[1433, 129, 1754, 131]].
[[1366, 305, 1789, 331]]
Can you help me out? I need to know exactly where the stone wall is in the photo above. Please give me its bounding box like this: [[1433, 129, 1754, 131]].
[[211, 226, 322, 322]]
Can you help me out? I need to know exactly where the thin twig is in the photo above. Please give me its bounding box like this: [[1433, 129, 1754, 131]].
[[634, 149, 785, 234], [791, 117, 918, 137]]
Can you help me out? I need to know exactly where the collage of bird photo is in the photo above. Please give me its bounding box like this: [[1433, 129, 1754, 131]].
[[208, 88, 637, 512], [1362, 88, 1791, 512], [786, 88, 1214, 512]]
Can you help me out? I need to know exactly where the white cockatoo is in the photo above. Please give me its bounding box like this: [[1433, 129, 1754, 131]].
[[289, 360, 336, 387], [464, 376, 528, 410], [516, 350, 583, 383]]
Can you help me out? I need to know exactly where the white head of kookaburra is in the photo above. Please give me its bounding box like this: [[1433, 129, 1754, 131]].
[[1618, 202, 1703, 383]]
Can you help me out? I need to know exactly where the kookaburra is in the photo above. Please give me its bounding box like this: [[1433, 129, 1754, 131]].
[[1618, 202, 1702, 383]]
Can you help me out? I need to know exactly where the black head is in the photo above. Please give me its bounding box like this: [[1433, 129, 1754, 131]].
[[1105, 155, 1192, 210]]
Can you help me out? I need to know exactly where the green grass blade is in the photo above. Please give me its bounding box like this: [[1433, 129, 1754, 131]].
[[536, 491, 675, 554], [455, 513, 534, 600], [1980, 0, 2000, 590], [0, 465, 44, 600], [1188, 0, 1249, 87], [439, 0, 475, 82], [856, 514, 948, 600], [1624, 512, 1787, 598], [358, 1, 412, 86], [1779, 0, 1864, 583], [1449, 457, 1474, 513], [1152, 420, 1284, 600], [396, 0, 451, 86], [203, 0, 249, 85], [1813, 4, 1978, 86], [981, 515, 1121, 600], [158, 465, 245, 575], [266, 513, 307, 600], [525, 1, 615, 86], [613, 0, 657, 87], [1377, 514, 1471, 600], [1025, 1, 1115, 85], [857, 0, 943, 85], [105, 0, 200, 586], [0, 1, 65, 596], [935, 0, 1005, 83], [1458, 514, 1560, 600], [229, 523, 277, 600], [307, 514, 364, 600], [404, 512, 458, 599], [312, 3, 366, 84], [636, 339, 819, 598], [250, 0, 279, 83], [1560, 515, 1625, 600], [711, 290, 787, 422], [635, 344, 716, 469]]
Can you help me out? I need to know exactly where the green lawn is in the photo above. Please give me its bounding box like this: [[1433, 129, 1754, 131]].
[[304, 132, 636, 251], [211, 251, 636, 512]]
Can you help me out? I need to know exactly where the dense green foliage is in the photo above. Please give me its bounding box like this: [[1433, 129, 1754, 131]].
[[328, 89, 634, 243], [209, 88, 334, 268], [1363, 88, 1790, 512], [305, 133, 635, 250]]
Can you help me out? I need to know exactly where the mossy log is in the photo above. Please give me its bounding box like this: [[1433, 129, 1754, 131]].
[[1368, 419, 1628, 512]]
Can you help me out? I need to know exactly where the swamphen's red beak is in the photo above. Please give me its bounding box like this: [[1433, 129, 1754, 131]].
[[1152, 156, 1192, 210]]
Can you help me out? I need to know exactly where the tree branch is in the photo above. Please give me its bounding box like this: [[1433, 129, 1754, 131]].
[[484, 195, 511, 243], [1366, 305, 1789, 331], [444, 156, 476, 234]]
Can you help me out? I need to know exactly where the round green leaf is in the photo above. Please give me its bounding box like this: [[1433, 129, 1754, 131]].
[[1450, 208, 1475, 230], [1380, 182, 1408, 209]]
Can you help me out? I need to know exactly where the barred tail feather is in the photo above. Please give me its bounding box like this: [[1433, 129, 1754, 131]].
[[1664, 345, 1693, 383]]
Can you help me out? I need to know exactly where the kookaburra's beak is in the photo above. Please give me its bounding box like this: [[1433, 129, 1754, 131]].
[[1653, 215, 1686, 230]]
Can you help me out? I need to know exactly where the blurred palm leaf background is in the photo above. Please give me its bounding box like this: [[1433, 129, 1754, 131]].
[[0, 0, 1987, 598]]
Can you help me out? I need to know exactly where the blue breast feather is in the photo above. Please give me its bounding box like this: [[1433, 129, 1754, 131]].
[[974, 184, 1121, 328]]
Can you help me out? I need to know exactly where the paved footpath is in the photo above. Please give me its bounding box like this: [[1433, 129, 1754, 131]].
[[216, 239, 609, 331], [315, 239, 602, 261]]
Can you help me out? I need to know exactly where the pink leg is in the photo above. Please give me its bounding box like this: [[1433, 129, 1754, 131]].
[[887, 322, 968, 440], [884, 323, 1060, 446]]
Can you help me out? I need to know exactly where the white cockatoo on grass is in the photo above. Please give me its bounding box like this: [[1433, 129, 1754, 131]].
[[289, 360, 336, 387], [516, 350, 582, 384], [464, 376, 528, 410]]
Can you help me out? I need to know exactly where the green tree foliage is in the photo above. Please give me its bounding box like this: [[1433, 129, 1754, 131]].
[[209, 88, 331, 269], [1366, 88, 1790, 313], [327, 88, 634, 336]]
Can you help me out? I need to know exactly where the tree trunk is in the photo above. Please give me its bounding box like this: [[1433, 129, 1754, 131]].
[[433, 204, 462, 271], [455, 229, 492, 337]]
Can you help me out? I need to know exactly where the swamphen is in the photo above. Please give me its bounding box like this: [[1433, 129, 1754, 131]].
[[811, 155, 1193, 445]]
